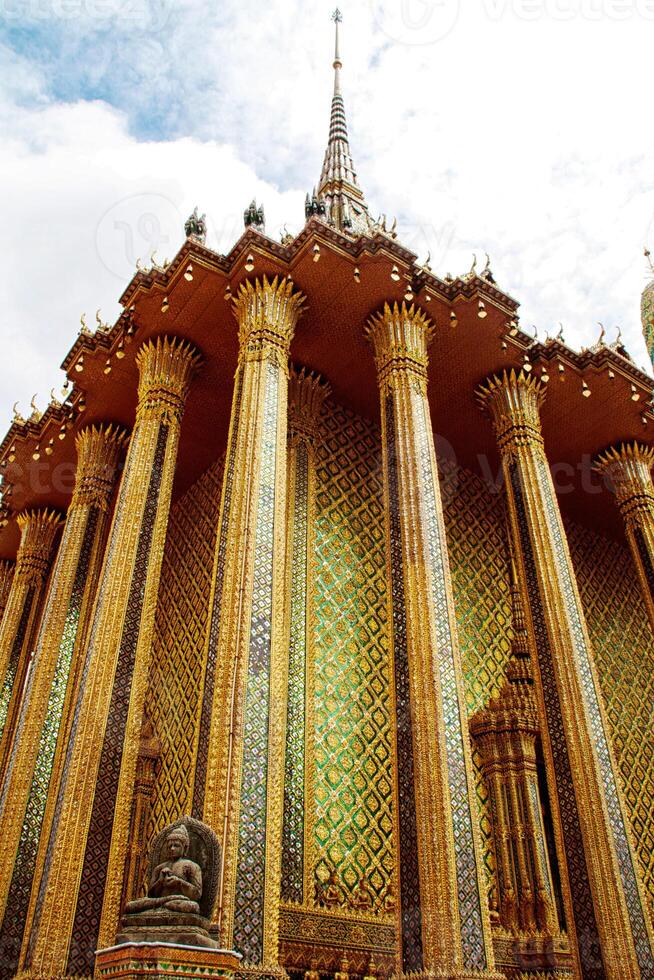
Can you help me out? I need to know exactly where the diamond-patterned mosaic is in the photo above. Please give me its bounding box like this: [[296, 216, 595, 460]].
[[385, 394, 422, 972], [146, 459, 223, 841], [67, 424, 168, 976], [233, 362, 279, 963], [0, 585, 35, 740], [0, 509, 98, 980], [441, 458, 513, 897], [193, 367, 243, 817], [312, 402, 394, 907], [567, 518, 654, 921], [412, 391, 485, 972], [281, 441, 309, 903], [511, 464, 603, 978], [538, 460, 653, 974]]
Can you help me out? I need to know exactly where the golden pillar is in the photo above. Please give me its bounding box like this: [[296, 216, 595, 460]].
[[0, 509, 62, 747], [365, 302, 497, 978], [0, 561, 14, 623], [0, 424, 126, 977], [281, 365, 330, 904], [594, 442, 654, 633], [199, 276, 304, 969], [22, 336, 201, 978], [477, 369, 654, 979]]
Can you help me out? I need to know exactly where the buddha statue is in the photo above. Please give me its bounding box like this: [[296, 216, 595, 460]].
[[117, 816, 222, 949], [125, 824, 201, 915], [350, 875, 373, 911], [322, 868, 343, 909]]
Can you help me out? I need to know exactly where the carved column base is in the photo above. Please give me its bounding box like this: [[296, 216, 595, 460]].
[[94, 943, 242, 980]]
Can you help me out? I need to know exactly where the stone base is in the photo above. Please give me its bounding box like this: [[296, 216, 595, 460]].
[[116, 911, 216, 948], [95, 942, 242, 980]]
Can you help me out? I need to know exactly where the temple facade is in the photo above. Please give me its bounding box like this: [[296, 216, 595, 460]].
[[0, 13, 653, 980]]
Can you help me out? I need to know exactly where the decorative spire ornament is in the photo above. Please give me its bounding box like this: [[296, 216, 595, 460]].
[[312, 9, 374, 235]]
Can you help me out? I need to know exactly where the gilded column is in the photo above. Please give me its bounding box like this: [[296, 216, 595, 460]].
[[0, 561, 14, 623], [365, 302, 497, 978], [200, 276, 304, 970], [23, 336, 201, 978], [0, 424, 126, 978], [0, 509, 62, 746], [281, 366, 330, 904], [594, 442, 654, 633], [477, 369, 654, 979]]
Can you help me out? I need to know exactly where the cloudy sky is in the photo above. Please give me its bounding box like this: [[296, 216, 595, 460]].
[[1, 0, 653, 424]]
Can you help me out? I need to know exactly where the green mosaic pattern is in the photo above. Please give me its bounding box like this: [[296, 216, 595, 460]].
[[281, 441, 309, 903], [567, 518, 654, 919], [312, 404, 393, 905], [441, 462, 513, 897], [539, 461, 653, 974], [233, 362, 279, 963], [0, 510, 98, 979]]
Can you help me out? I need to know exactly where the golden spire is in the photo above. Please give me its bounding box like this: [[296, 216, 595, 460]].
[[311, 8, 374, 235]]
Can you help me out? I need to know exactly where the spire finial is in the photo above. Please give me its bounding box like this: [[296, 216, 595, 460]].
[[332, 9, 342, 94]]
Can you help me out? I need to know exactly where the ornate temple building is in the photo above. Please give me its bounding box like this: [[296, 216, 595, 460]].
[[0, 12, 654, 980]]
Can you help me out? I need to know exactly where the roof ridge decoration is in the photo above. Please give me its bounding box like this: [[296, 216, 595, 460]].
[[312, 9, 375, 236]]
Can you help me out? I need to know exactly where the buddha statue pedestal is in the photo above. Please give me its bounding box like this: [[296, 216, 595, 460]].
[[115, 909, 218, 949], [94, 943, 242, 980]]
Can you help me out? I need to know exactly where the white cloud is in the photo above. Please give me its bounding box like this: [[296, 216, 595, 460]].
[[0, 0, 653, 427]]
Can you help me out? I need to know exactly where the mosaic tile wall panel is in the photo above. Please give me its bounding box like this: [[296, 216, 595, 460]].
[[440, 460, 513, 896], [193, 367, 243, 817], [411, 393, 485, 972], [538, 460, 653, 975], [26, 430, 140, 969], [67, 424, 168, 976], [146, 458, 224, 845], [511, 465, 604, 978], [384, 394, 422, 972], [633, 525, 654, 600], [233, 361, 279, 963], [281, 441, 308, 904], [567, 518, 654, 916], [312, 402, 394, 908], [0, 510, 98, 979]]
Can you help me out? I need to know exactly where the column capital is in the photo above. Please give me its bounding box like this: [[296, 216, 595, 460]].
[[15, 508, 63, 584], [135, 335, 202, 424], [476, 369, 545, 455], [233, 275, 306, 366], [364, 301, 433, 388], [288, 364, 331, 441], [72, 424, 129, 510], [593, 441, 654, 518]]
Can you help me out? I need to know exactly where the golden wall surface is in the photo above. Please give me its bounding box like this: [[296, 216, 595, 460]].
[[136, 400, 653, 934], [566, 518, 654, 916], [143, 459, 224, 846]]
